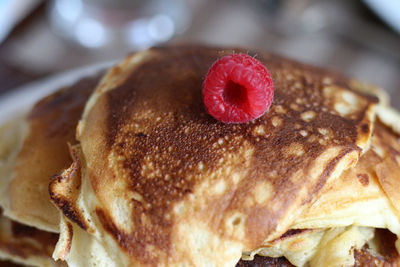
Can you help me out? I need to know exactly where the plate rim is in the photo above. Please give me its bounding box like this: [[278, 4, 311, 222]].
[[0, 60, 117, 125]]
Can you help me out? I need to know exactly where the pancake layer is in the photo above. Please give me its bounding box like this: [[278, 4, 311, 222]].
[[239, 228, 400, 267], [0, 74, 102, 232], [245, 121, 400, 266], [0, 208, 65, 267], [50, 45, 378, 266]]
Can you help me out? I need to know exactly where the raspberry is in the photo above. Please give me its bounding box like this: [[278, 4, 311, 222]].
[[202, 54, 274, 123]]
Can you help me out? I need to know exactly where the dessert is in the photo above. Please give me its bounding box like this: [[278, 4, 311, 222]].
[[48, 45, 398, 266], [1, 45, 399, 266]]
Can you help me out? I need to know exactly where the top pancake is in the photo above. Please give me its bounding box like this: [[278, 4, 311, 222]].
[[50, 45, 378, 266], [0, 74, 102, 232]]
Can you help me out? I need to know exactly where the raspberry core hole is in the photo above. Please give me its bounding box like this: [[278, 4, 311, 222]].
[[223, 80, 248, 108]]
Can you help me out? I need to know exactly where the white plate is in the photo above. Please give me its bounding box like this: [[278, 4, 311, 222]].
[[0, 60, 116, 125], [363, 0, 400, 34]]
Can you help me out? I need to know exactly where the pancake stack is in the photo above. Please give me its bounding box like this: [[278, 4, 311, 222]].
[[0, 75, 102, 266], [0, 45, 400, 266]]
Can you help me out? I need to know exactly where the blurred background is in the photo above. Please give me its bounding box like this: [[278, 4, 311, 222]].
[[0, 0, 399, 108]]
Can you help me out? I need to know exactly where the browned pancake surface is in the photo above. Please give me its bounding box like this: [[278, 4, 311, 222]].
[[52, 45, 377, 266], [7, 74, 102, 231], [373, 121, 400, 216], [104, 47, 372, 236]]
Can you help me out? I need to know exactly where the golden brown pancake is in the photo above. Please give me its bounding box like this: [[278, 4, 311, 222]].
[[244, 121, 400, 266], [49, 45, 377, 266], [0, 208, 65, 267], [0, 75, 102, 266], [237, 229, 400, 267], [349, 79, 400, 135], [292, 122, 400, 231], [0, 118, 27, 217], [0, 74, 103, 232]]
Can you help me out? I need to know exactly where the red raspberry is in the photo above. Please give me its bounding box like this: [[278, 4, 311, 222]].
[[202, 54, 274, 123]]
